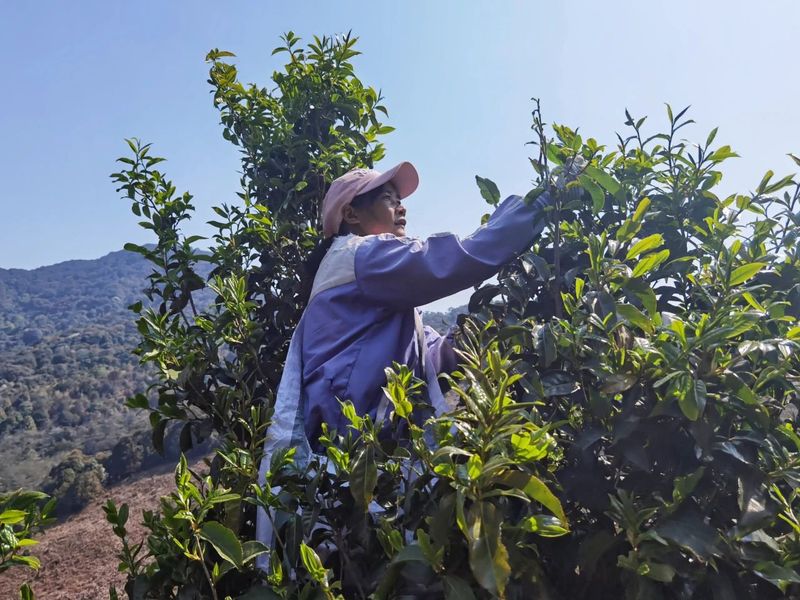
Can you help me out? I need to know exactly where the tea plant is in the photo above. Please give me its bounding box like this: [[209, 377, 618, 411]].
[[468, 102, 800, 598], [111, 30, 390, 466], [0, 489, 55, 599]]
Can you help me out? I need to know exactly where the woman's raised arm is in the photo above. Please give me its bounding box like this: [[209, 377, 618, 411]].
[[353, 193, 551, 309]]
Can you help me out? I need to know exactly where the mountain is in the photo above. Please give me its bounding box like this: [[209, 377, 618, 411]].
[[422, 304, 467, 335], [0, 249, 156, 491]]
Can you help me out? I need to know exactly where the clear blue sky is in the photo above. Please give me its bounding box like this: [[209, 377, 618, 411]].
[[1, 1, 798, 309]]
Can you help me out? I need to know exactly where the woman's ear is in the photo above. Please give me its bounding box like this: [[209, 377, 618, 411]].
[[342, 204, 361, 227]]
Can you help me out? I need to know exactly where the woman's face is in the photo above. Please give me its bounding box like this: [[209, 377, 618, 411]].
[[344, 182, 407, 237]]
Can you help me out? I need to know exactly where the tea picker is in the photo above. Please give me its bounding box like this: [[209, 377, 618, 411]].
[[255, 160, 577, 567]]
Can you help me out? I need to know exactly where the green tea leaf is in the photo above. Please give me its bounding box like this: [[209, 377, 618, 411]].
[[757, 170, 774, 195], [475, 176, 501, 206], [242, 540, 270, 564], [729, 262, 766, 286], [19, 583, 35, 600], [677, 377, 707, 421], [299, 542, 328, 584], [574, 277, 585, 299], [741, 292, 766, 312], [631, 249, 670, 278], [466, 454, 483, 480], [199, 521, 243, 569], [616, 198, 651, 242], [350, 445, 378, 511], [626, 234, 664, 261], [705, 127, 718, 147], [617, 303, 654, 334], [632, 197, 651, 222], [466, 501, 511, 596], [578, 174, 605, 213], [708, 145, 739, 162], [11, 554, 41, 570], [0, 509, 26, 525], [499, 471, 566, 524], [521, 514, 569, 537], [584, 165, 620, 195]]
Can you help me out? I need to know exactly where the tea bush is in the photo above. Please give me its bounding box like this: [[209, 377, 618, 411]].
[[0, 489, 55, 599], [465, 103, 800, 598], [112, 30, 389, 464], [108, 32, 800, 600]]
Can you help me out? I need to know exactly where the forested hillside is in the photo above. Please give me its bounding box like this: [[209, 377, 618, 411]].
[[0, 250, 156, 490]]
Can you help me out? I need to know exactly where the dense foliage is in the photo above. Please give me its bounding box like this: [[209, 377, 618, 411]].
[[107, 32, 395, 598], [108, 32, 800, 600], [464, 104, 800, 598]]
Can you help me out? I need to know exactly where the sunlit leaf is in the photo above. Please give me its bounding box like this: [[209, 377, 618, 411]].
[[632, 249, 670, 278], [584, 164, 620, 195], [729, 262, 766, 286], [625, 234, 664, 261]]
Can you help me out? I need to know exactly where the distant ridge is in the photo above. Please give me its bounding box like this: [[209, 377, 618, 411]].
[[0, 248, 157, 491]]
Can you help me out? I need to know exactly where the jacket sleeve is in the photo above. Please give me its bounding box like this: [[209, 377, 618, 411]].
[[423, 325, 458, 375], [354, 193, 551, 309]]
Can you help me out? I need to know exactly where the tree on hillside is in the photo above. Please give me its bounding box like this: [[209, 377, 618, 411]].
[[108, 32, 800, 600], [104, 434, 146, 483], [42, 449, 106, 517]]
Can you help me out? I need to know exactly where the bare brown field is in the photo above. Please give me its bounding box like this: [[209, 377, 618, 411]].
[[0, 459, 206, 600]]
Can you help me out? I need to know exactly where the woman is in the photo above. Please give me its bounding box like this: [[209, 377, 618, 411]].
[[255, 162, 552, 563]]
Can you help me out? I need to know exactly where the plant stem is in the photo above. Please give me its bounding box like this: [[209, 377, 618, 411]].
[[194, 535, 220, 600]]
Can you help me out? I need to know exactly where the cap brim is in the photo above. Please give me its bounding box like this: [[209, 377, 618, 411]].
[[360, 161, 419, 199]]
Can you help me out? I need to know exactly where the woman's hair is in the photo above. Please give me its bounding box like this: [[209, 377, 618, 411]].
[[348, 184, 385, 211], [300, 183, 387, 303]]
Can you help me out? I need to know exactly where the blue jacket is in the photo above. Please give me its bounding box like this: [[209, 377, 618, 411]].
[[262, 192, 551, 457]]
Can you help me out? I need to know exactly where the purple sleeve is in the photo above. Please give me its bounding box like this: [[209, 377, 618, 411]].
[[354, 193, 551, 309], [423, 325, 458, 374]]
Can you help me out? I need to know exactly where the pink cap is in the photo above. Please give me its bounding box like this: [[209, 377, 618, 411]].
[[321, 162, 419, 238]]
